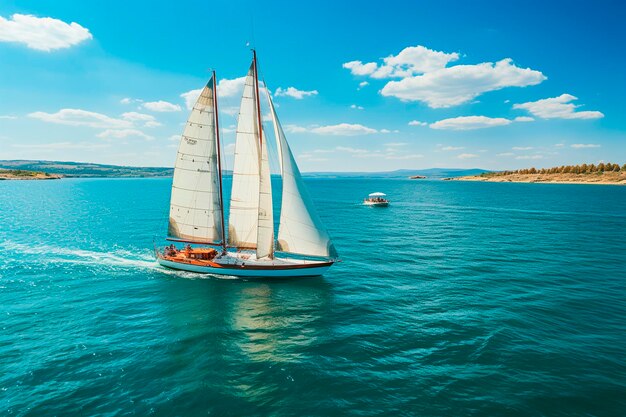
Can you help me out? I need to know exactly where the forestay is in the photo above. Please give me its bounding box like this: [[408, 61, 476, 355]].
[[168, 78, 223, 244], [267, 93, 337, 258]]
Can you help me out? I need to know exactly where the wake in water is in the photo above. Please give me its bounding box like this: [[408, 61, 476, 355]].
[[0, 240, 238, 280]]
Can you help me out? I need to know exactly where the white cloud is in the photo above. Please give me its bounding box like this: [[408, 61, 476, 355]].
[[512, 146, 533, 150], [344, 45, 459, 79], [358, 81, 369, 89], [12, 141, 109, 150], [298, 153, 329, 162], [142, 100, 181, 112], [221, 124, 236, 133], [97, 129, 154, 141], [513, 94, 604, 120], [430, 115, 512, 130], [121, 112, 161, 127], [329, 145, 422, 160], [382, 59, 545, 108], [180, 88, 203, 110], [311, 123, 378, 136], [274, 87, 318, 99], [120, 97, 143, 105], [457, 153, 479, 159], [168, 135, 180, 141], [335, 146, 369, 154], [386, 142, 407, 147], [220, 106, 240, 117], [0, 13, 92, 51], [386, 154, 424, 160], [514, 116, 534, 122], [283, 124, 308, 134], [515, 154, 543, 160], [342, 61, 378, 76], [441, 146, 464, 151], [497, 152, 515, 156], [0, 115, 17, 119], [28, 108, 162, 130], [571, 143, 601, 149], [350, 104, 364, 110], [218, 76, 247, 97], [283, 123, 384, 136], [408, 120, 428, 126], [28, 109, 132, 129], [344, 45, 545, 108], [180, 77, 247, 110]]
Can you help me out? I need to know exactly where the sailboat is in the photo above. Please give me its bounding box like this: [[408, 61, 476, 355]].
[[156, 51, 338, 277]]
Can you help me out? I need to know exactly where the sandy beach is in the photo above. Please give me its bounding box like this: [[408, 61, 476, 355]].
[[446, 172, 626, 185], [0, 170, 62, 180]]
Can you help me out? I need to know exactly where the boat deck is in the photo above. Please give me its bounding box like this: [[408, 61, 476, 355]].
[[157, 247, 333, 276]]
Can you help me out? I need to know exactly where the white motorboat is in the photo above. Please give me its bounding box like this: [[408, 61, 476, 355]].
[[363, 192, 389, 207]]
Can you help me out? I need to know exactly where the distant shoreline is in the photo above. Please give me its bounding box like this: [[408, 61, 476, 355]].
[[0, 170, 62, 181], [445, 172, 626, 185], [0, 159, 488, 180]]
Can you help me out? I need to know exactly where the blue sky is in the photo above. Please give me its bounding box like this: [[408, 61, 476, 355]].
[[1, 0, 624, 171]]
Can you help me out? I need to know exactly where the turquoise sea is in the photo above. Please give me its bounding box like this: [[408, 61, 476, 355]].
[[1, 177, 625, 416]]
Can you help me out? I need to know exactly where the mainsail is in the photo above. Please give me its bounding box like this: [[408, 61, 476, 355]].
[[168, 77, 223, 244], [228, 63, 260, 249], [256, 134, 274, 258], [266, 92, 337, 258], [228, 58, 275, 257]]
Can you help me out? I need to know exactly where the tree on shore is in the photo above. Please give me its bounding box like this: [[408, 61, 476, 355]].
[[499, 162, 623, 176]]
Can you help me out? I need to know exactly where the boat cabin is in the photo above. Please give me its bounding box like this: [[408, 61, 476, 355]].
[[184, 247, 218, 260]]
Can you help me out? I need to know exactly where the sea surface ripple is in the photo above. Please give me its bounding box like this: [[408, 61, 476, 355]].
[[1, 178, 625, 416]]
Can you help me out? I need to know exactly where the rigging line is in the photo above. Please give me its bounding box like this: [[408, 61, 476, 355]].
[[260, 79, 281, 177], [213, 71, 227, 253]]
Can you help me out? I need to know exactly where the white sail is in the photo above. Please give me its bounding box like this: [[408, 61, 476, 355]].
[[256, 133, 274, 259], [267, 93, 337, 258], [168, 78, 223, 244], [228, 63, 261, 249]]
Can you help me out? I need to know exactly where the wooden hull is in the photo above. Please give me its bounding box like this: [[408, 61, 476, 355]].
[[157, 255, 333, 278]]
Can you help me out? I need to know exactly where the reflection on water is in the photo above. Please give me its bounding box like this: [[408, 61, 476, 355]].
[[232, 280, 332, 363], [154, 276, 333, 410]]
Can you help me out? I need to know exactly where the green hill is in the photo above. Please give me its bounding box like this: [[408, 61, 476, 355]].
[[0, 160, 173, 178]]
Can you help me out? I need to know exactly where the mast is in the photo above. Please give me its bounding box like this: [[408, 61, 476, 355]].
[[213, 70, 227, 254], [252, 50, 264, 148]]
